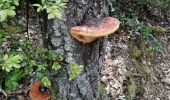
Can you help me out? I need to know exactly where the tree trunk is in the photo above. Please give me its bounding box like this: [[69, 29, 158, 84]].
[[48, 0, 112, 100]]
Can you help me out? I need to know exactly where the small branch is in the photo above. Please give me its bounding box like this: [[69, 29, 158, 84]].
[[133, 74, 143, 77], [0, 88, 8, 97], [26, 0, 30, 40]]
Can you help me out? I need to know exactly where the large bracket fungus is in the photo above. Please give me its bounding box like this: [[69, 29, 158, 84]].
[[70, 17, 120, 44], [29, 82, 51, 100]]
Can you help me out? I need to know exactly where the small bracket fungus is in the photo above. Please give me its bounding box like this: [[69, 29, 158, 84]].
[[29, 82, 51, 100], [70, 16, 120, 44]]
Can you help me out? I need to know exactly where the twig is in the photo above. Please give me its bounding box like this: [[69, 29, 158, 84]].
[[26, 0, 30, 40], [0, 88, 8, 97], [133, 74, 142, 77]]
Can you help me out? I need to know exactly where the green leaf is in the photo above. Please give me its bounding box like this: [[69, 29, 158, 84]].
[[52, 62, 61, 71], [55, 12, 63, 19], [41, 76, 51, 88], [7, 55, 21, 63], [48, 12, 56, 19], [47, 7, 53, 13], [56, 0, 61, 4], [68, 63, 84, 80], [12, 63, 21, 68], [37, 7, 43, 12], [6, 9, 16, 16], [51, 5, 59, 9], [5, 69, 23, 90], [32, 4, 42, 8], [13, 0, 19, 6], [0, 4, 3, 8], [3, 54, 8, 61], [41, 0, 46, 5], [2, 54, 22, 72], [5, 80, 19, 90], [0, 10, 7, 22], [28, 60, 36, 67], [37, 64, 46, 71], [59, 3, 67, 7]]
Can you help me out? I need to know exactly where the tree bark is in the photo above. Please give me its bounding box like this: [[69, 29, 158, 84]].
[[48, 0, 112, 100]]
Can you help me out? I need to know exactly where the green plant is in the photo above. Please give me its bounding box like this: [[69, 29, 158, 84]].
[[1, 54, 22, 72], [0, 0, 83, 92], [124, 17, 164, 53], [0, 0, 20, 22], [41, 76, 51, 88], [68, 62, 84, 80], [52, 62, 61, 71], [33, 0, 67, 19], [5, 69, 23, 90], [137, 0, 170, 12]]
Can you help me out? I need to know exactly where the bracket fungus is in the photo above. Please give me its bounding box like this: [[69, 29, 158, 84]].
[[29, 82, 51, 100], [70, 16, 120, 44]]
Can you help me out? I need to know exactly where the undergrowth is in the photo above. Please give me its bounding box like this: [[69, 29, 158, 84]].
[[0, 0, 83, 97], [111, 0, 168, 99]]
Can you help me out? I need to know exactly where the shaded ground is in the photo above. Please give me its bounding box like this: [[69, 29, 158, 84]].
[[100, 4, 170, 100], [101, 26, 170, 100]]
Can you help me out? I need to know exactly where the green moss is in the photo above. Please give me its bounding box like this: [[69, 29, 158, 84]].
[[125, 73, 137, 100], [131, 48, 142, 59], [145, 49, 154, 61], [99, 82, 106, 94], [128, 42, 142, 59], [1, 22, 17, 33], [50, 83, 61, 100], [135, 85, 145, 100], [97, 82, 109, 99], [151, 26, 166, 36], [125, 71, 146, 100]]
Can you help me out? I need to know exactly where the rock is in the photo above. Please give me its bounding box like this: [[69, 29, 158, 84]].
[[161, 78, 170, 85]]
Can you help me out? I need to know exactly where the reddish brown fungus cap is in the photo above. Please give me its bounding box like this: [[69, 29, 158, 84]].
[[29, 82, 51, 100], [70, 16, 120, 43]]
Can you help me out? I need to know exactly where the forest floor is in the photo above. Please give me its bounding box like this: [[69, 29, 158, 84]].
[[101, 21, 170, 100], [101, 4, 170, 100]]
